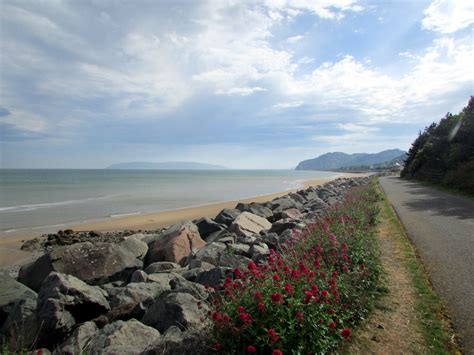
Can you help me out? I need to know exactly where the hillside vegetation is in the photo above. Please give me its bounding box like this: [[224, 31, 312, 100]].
[[401, 97, 474, 193], [296, 149, 406, 171]]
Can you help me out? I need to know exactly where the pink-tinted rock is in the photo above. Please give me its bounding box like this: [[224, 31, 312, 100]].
[[281, 208, 304, 220], [146, 222, 206, 266]]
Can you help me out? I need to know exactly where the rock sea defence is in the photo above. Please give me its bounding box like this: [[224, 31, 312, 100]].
[[0, 177, 369, 354]]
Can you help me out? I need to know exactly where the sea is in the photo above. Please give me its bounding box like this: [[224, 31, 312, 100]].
[[0, 169, 339, 236]]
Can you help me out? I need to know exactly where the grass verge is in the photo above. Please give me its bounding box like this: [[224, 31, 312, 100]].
[[378, 184, 459, 354]]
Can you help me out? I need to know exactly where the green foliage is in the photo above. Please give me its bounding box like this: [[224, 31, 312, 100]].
[[210, 182, 382, 354], [401, 97, 474, 192]]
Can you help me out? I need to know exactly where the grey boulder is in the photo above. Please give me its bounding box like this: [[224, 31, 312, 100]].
[[229, 212, 272, 238], [214, 208, 241, 226], [36, 272, 110, 346], [142, 292, 209, 333], [18, 242, 142, 291], [87, 319, 160, 354]]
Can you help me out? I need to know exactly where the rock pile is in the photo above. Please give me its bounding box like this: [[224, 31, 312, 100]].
[[0, 177, 369, 354]]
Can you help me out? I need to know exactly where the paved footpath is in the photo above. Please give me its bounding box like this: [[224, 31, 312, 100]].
[[379, 177, 474, 353]]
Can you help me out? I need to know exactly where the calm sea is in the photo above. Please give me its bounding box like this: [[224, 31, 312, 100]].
[[0, 169, 338, 236]]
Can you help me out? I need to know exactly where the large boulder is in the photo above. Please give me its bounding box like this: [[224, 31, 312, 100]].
[[195, 267, 233, 288], [145, 262, 180, 274], [18, 242, 143, 291], [304, 197, 327, 212], [36, 272, 110, 347], [214, 208, 241, 226], [145, 221, 206, 266], [235, 202, 273, 220], [193, 217, 225, 240], [229, 212, 272, 237], [119, 236, 148, 260], [144, 327, 208, 355], [142, 292, 209, 333], [269, 196, 302, 213], [54, 321, 98, 355], [193, 242, 227, 266], [87, 319, 160, 354], [280, 208, 304, 220], [0, 274, 38, 350], [269, 218, 305, 234], [205, 230, 237, 244]]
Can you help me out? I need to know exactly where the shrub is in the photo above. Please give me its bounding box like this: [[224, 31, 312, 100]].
[[210, 182, 382, 354]]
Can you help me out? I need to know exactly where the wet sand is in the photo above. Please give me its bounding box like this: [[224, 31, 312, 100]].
[[0, 173, 366, 267]]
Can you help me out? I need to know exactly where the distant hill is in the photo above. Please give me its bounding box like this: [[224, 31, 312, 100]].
[[106, 161, 227, 170], [295, 149, 406, 171]]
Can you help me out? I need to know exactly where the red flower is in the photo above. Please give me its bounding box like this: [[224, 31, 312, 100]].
[[213, 342, 222, 351], [284, 283, 294, 295], [296, 311, 304, 322], [329, 321, 337, 329], [222, 314, 231, 322], [255, 291, 263, 301], [257, 302, 265, 312], [212, 312, 222, 321], [271, 292, 283, 304], [268, 328, 280, 343], [248, 262, 258, 271], [239, 312, 252, 325], [273, 273, 281, 281], [247, 345, 257, 353], [341, 328, 352, 339], [321, 290, 329, 297], [272, 350, 283, 355]]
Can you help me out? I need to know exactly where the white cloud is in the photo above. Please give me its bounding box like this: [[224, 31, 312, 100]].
[[0, 110, 48, 133], [265, 0, 363, 19], [287, 35, 304, 43], [273, 101, 304, 109], [422, 0, 474, 33], [216, 87, 267, 96]]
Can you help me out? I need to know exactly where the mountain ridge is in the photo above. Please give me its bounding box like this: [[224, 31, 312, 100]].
[[295, 149, 406, 170]]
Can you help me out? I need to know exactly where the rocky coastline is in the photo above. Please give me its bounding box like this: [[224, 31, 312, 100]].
[[0, 176, 371, 354]]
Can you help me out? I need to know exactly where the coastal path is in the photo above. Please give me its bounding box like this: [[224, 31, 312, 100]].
[[379, 176, 474, 353]]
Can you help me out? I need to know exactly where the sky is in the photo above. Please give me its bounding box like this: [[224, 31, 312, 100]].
[[0, 0, 473, 169]]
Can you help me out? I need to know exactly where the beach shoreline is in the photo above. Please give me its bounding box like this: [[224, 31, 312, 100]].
[[0, 173, 367, 267]]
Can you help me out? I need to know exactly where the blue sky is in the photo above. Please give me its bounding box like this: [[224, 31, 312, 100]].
[[0, 0, 472, 169]]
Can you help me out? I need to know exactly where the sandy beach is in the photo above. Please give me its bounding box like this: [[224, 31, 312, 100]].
[[0, 173, 366, 267]]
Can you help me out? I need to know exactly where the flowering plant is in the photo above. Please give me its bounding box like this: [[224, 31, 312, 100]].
[[210, 182, 381, 353]]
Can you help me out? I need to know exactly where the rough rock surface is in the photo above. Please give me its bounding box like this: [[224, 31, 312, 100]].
[[146, 221, 206, 266], [119, 236, 149, 259], [235, 202, 273, 220], [229, 212, 272, 237], [18, 242, 142, 291], [0, 274, 38, 349], [142, 292, 209, 333], [144, 327, 208, 355], [87, 319, 160, 354], [194, 217, 225, 240], [54, 321, 98, 355], [36, 272, 110, 346], [214, 208, 241, 226], [145, 262, 181, 274]]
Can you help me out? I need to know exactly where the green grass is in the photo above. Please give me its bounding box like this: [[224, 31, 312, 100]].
[[378, 184, 458, 354]]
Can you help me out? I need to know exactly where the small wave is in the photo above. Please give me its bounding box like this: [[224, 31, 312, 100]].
[[110, 212, 141, 218], [3, 229, 18, 233], [0, 196, 113, 213], [31, 223, 66, 230]]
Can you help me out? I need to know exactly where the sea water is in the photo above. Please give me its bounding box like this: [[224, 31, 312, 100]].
[[0, 169, 338, 236]]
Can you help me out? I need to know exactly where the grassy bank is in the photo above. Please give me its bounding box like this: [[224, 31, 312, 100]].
[[378, 184, 458, 354], [210, 181, 383, 353]]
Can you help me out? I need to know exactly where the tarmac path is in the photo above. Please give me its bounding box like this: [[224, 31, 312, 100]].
[[379, 176, 474, 353]]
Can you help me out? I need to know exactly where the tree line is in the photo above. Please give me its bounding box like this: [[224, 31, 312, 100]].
[[401, 97, 474, 193]]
